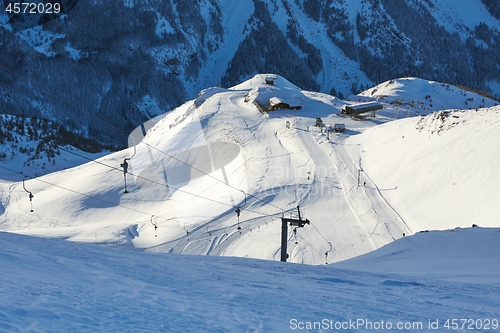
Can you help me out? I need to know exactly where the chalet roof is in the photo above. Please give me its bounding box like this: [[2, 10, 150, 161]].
[[269, 97, 301, 108], [265, 76, 276, 84], [343, 101, 383, 111]]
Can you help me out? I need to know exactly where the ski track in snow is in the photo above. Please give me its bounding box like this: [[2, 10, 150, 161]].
[[335, 133, 412, 236]]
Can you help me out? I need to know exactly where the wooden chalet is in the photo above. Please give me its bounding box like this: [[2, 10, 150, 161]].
[[269, 97, 302, 111]]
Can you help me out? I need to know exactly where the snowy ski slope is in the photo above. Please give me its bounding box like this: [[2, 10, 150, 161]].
[[1, 74, 499, 266]]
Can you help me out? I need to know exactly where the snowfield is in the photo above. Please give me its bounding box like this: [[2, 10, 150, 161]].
[[1, 74, 499, 331], [347, 106, 500, 232], [358, 77, 498, 116], [1, 227, 498, 332]]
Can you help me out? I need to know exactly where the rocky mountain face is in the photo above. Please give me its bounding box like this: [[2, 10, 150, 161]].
[[0, 0, 499, 147]]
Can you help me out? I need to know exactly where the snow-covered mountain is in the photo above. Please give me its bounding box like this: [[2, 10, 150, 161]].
[[1, 0, 499, 146], [357, 77, 498, 114], [0, 114, 112, 180], [2, 1, 499, 327], [348, 105, 500, 232], [1, 74, 498, 266]]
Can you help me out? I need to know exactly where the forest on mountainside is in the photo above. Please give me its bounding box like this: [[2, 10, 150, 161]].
[[0, 0, 499, 147]]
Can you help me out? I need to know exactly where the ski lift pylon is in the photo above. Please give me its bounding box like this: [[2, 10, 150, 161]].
[[121, 136, 137, 193]]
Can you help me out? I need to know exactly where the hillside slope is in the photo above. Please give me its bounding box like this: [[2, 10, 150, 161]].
[[1, 0, 499, 146], [346, 106, 500, 231], [1, 74, 498, 265], [358, 77, 498, 115]]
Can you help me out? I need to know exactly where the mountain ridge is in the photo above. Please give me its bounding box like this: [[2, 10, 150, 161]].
[[1, 0, 499, 146]]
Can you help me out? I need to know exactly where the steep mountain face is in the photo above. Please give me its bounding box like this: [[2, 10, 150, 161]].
[[0, 0, 499, 146]]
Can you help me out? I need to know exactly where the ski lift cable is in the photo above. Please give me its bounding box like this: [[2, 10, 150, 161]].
[[133, 139, 287, 213], [55, 145, 276, 218], [11, 163, 286, 245], [296, 200, 345, 263], [0, 62, 288, 215], [295, 233, 329, 264], [0, 165, 162, 219], [309, 221, 345, 260], [309, 221, 331, 245]]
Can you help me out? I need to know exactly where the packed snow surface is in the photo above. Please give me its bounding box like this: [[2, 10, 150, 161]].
[[0, 227, 498, 332]]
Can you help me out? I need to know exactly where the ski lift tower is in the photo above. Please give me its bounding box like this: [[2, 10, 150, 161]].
[[280, 206, 310, 262], [120, 137, 137, 193]]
